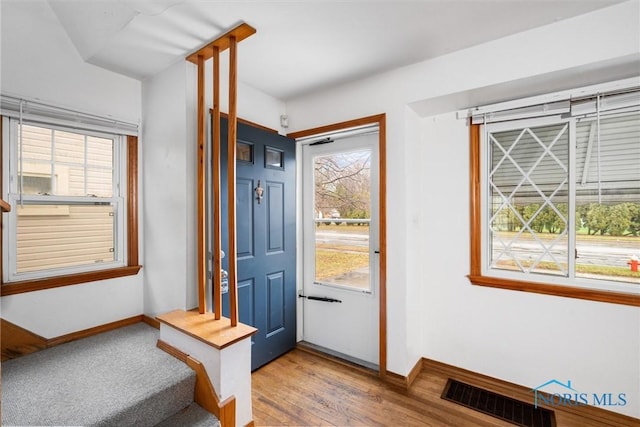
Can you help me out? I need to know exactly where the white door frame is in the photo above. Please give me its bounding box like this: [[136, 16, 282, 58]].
[[290, 114, 387, 377]]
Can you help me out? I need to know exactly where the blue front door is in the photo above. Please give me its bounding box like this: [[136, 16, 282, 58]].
[[220, 118, 296, 370]]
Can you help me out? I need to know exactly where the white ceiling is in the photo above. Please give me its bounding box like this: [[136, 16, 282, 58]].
[[47, 0, 624, 101]]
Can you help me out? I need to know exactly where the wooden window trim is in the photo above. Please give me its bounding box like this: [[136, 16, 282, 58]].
[[0, 134, 141, 296], [468, 123, 640, 307]]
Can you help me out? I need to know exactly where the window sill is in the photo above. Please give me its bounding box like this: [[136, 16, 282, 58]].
[[468, 274, 640, 307], [0, 265, 142, 296]]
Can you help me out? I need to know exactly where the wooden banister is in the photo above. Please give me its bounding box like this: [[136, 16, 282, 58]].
[[0, 199, 10, 213]]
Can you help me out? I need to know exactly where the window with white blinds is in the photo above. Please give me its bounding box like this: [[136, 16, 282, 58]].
[[479, 96, 639, 296], [3, 119, 127, 282]]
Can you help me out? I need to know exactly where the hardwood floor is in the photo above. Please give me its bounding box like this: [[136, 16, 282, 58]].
[[252, 349, 511, 426], [252, 349, 637, 427]]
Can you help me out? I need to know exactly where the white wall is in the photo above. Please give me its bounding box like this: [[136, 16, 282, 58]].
[[141, 54, 287, 316], [0, 0, 143, 337], [206, 52, 288, 134], [421, 112, 640, 418], [0, 0, 140, 123], [286, 1, 640, 417], [141, 60, 193, 316]]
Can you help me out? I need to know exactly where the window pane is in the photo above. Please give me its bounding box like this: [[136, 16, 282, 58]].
[[18, 124, 114, 197], [575, 113, 640, 284], [21, 176, 51, 194], [19, 125, 52, 195], [265, 147, 283, 168], [54, 130, 84, 163], [87, 137, 113, 168], [314, 149, 372, 291], [16, 204, 115, 274], [489, 123, 569, 276], [87, 168, 113, 197], [87, 136, 114, 197], [19, 125, 51, 161], [237, 141, 252, 162]]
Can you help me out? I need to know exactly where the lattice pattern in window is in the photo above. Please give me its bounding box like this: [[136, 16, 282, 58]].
[[488, 123, 569, 277], [484, 113, 640, 287]]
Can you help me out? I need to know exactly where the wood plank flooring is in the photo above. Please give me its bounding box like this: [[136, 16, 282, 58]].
[[252, 349, 511, 426], [252, 349, 637, 427]]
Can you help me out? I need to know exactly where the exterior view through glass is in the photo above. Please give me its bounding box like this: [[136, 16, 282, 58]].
[[313, 148, 372, 291], [487, 112, 640, 285]]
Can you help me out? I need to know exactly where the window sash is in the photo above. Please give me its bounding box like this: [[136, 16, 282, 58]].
[[479, 115, 640, 297], [3, 118, 128, 282]]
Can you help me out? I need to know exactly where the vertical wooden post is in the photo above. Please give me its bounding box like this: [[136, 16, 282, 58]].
[[227, 36, 239, 326], [187, 23, 255, 326], [197, 54, 207, 314], [212, 46, 222, 320]]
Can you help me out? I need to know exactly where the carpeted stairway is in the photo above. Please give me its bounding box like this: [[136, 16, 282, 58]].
[[1, 323, 220, 427]]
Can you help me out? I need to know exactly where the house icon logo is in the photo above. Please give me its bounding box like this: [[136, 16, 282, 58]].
[[531, 379, 577, 408], [531, 379, 627, 408]]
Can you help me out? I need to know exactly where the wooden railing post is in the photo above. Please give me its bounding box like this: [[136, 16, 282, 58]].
[[187, 23, 256, 327], [197, 53, 207, 314], [227, 35, 239, 327], [212, 45, 222, 320]]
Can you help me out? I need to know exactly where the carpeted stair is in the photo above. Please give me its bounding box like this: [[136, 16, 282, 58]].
[[1, 323, 220, 427]]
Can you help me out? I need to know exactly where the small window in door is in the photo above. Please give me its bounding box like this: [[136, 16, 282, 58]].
[[265, 147, 284, 169], [237, 141, 253, 163]]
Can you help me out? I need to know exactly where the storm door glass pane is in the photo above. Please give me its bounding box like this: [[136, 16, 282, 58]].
[[313, 149, 372, 291]]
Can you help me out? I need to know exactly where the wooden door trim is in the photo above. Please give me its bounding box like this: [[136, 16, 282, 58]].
[[216, 111, 279, 135], [288, 113, 387, 378]]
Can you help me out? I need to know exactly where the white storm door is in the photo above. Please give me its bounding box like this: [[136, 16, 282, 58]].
[[301, 131, 379, 367]]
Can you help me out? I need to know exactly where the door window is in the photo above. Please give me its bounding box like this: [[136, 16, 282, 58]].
[[313, 149, 373, 292]]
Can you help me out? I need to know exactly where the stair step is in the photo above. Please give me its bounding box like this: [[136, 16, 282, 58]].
[[156, 402, 221, 427], [2, 323, 198, 427]]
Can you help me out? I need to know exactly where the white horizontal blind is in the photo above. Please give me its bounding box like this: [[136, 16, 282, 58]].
[[488, 113, 640, 204], [470, 87, 640, 124], [571, 90, 640, 118], [575, 113, 640, 204], [0, 94, 138, 136], [471, 101, 569, 124]]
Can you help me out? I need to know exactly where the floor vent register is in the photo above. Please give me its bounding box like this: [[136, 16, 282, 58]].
[[441, 379, 556, 427]]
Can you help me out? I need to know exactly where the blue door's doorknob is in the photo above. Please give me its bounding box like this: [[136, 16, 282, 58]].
[[221, 269, 229, 294]]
